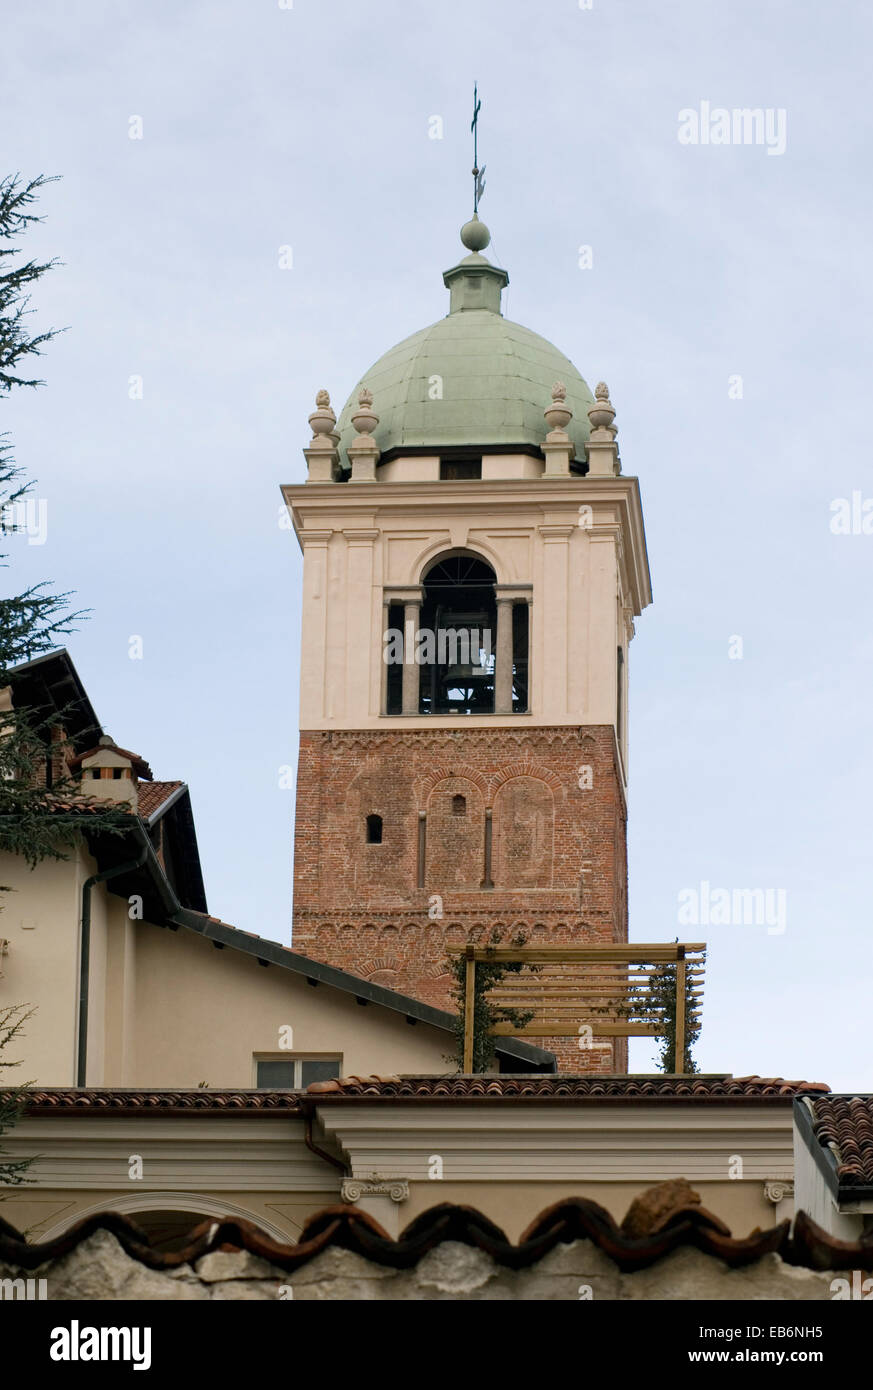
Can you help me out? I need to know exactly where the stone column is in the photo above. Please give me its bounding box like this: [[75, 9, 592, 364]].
[[402, 598, 421, 715], [538, 526, 575, 722], [343, 528, 379, 723], [494, 597, 515, 715], [298, 529, 332, 724], [380, 599, 391, 715]]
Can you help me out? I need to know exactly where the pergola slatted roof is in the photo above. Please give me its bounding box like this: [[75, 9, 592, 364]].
[[455, 943, 707, 1072]]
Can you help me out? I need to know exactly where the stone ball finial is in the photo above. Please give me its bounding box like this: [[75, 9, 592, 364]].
[[588, 381, 616, 431], [544, 380, 573, 433], [351, 386, 379, 437], [460, 214, 491, 253], [308, 388, 337, 438]]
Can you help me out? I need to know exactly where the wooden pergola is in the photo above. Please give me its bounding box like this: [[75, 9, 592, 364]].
[[459, 942, 706, 1073]]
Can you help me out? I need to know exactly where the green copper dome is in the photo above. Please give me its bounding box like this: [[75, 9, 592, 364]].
[[336, 225, 594, 468]]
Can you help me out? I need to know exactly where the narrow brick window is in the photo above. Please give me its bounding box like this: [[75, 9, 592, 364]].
[[452, 794, 466, 816], [366, 814, 383, 844]]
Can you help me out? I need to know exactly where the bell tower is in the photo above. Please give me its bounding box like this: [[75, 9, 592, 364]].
[[282, 216, 651, 1071]]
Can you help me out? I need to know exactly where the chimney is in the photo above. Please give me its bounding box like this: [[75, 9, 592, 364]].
[[78, 735, 146, 811]]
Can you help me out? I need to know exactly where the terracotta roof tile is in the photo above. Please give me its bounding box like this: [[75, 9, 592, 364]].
[[306, 1074, 830, 1101], [136, 780, 183, 819], [23, 1088, 303, 1116], [0, 1196, 870, 1277], [19, 1077, 830, 1117], [810, 1095, 873, 1186], [43, 796, 134, 817]]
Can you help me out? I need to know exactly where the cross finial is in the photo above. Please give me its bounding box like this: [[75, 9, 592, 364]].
[[471, 82, 486, 214]]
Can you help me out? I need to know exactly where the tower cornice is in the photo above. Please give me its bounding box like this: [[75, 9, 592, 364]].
[[282, 474, 652, 617]]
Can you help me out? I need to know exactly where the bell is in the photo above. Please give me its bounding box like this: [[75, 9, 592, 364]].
[[442, 664, 490, 685]]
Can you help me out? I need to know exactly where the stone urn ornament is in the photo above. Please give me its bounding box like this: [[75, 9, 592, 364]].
[[308, 388, 336, 438], [351, 386, 379, 437], [587, 381, 616, 432], [544, 381, 573, 433]]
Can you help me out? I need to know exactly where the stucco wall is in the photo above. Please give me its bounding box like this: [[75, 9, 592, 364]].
[[1, 847, 455, 1088], [0, 847, 88, 1086], [287, 479, 646, 733], [131, 918, 451, 1087]]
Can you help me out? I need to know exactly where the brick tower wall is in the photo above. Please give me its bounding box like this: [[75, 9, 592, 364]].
[[292, 726, 628, 1071]]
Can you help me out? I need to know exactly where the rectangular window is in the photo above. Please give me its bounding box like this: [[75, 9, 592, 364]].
[[440, 457, 482, 480], [255, 1057, 341, 1088], [385, 601, 404, 715]]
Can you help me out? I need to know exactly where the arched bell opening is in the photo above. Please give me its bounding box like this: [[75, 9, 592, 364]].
[[383, 551, 529, 716], [419, 554, 497, 715]]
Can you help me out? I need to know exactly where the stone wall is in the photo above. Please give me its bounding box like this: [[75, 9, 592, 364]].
[[0, 1228, 850, 1301]]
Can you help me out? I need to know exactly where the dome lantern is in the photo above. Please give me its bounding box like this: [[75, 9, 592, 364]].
[[443, 218, 508, 316]]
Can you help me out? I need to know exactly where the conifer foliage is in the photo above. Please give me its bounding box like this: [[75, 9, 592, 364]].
[[0, 173, 128, 863], [448, 932, 539, 1073]]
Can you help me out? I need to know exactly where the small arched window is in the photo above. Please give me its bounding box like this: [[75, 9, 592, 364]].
[[366, 814, 383, 844], [452, 794, 466, 816]]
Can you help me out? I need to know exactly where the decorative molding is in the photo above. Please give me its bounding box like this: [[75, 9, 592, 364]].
[[341, 1176, 409, 1204], [342, 528, 380, 544], [490, 760, 565, 796], [416, 764, 491, 803], [295, 908, 616, 926], [412, 759, 566, 806], [316, 727, 603, 751], [37, 1192, 297, 1247], [537, 524, 575, 541], [316, 1111, 803, 1188], [763, 1179, 795, 1205]]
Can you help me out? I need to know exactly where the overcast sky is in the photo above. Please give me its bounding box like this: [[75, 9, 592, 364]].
[[5, 0, 872, 1088]]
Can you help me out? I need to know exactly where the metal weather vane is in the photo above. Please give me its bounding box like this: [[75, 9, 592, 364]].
[[471, 82, 486, 213]]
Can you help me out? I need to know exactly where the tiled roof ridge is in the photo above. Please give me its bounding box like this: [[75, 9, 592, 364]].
[[41, 796, 136, 817], [811, 1094, 873, 1185], [20, 1088, 304, 1115], [1, 1198, 870, 1277], [306, 1074, 831, 1100], [13, 1075, 832, 1114]]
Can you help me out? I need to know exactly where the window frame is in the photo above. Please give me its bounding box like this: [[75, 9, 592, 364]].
[[254, 1054, 343, 1089]]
